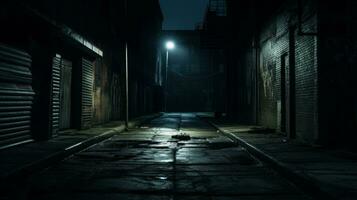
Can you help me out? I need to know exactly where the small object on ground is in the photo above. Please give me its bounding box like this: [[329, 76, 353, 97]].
[[172, 133, 191, 141], [215, 112, 223, 119]]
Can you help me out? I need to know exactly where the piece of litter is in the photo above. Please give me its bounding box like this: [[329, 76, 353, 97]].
[[172, 133, 191, 141]]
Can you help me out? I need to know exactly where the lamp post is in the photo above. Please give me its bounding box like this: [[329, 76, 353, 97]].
[[124, 0, 129, 130], [164, 41, 175, 112]]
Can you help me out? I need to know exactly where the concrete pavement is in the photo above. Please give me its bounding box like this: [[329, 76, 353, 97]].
[[6, 113, 313, 200], [0, 113, 160, 194], [204, 116, 357, 200]]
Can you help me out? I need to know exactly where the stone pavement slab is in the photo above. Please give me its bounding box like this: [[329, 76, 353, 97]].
[[12, 113, 312, 200], [209, 118, 357, 200], [0, 113, 160, 183]]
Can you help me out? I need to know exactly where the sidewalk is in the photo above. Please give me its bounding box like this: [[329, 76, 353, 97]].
[[203, 117, 357, 200], [0, 113, 161, 183]]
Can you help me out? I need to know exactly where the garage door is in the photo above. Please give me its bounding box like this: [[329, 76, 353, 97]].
[[80, 58, 94, 129], [0, 44, 34, 149]]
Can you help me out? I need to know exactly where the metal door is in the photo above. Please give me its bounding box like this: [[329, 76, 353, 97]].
[[287, 27, 296, 139], [50, 55, 61, 136], [284, 55, 291, 136], [280, 54, 288, 134], [0, 44, 34, 149], [59, 59, 72, 130], [81, 58, 94, 129]]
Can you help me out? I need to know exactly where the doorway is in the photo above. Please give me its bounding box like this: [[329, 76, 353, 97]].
[[280, 54, 289, 135], [59, 59, 73, 130]]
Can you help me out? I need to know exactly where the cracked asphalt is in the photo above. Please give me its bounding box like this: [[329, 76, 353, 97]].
[[23, 113, 312, 199]]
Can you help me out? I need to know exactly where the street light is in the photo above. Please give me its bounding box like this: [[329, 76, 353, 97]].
[[166, 41, 175, 50], [164, 41, 175, 112]]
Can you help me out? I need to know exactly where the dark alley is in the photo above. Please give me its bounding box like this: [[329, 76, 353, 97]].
[[1, 0, 357, 199], [4, 114, 313, 199]]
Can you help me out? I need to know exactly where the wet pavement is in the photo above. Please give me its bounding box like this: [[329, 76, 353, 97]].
[[16, 113, 312, 199], [207, 117, 357, 200]]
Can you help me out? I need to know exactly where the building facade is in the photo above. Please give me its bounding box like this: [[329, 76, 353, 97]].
[[225, 0, 357, 149], [163, 30, 226, 113], [0, 0, 163, 148]]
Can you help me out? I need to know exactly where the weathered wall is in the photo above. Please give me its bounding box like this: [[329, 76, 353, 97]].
[[294, 6, 318, 143], [127, 0, 163, 118], [259, 32, 277, 129], [48, 0, 123, 125], [226, 0, 357, 148], [227, 0, 319, 142], [1, 0, 163, 140], [258, 0, 318, 142], [93, 54, 112, 124]]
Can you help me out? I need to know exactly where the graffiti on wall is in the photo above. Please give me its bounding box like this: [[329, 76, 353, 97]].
[[260, 57, 275, 99]]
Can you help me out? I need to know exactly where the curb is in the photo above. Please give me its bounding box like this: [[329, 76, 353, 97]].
[[204, 119, 336, 200], [1, 113, 161, 185]]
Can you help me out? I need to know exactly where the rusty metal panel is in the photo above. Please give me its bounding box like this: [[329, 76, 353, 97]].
[[59, 59, 72, 130], [0, 44, 34, 148], [81, 58, 94, 129], [50, 55, 61, 136]]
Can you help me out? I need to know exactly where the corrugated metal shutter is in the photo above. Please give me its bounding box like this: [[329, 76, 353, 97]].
[[0, 44, 34, 148], [50, 55, 61, 136], [81, 58, 94, 129], [59, 59, 72, 130]]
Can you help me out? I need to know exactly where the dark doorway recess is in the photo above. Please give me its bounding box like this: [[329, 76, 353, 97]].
[[59, 59, 73, 130], [288, 27, 296, 139], [280, 53, 288, 134]]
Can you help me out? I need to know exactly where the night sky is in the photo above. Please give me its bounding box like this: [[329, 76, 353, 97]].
[[159, 0, 209, 30]]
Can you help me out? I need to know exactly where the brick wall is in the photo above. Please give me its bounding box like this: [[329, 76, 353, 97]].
[[227, 0, 357, 147], [258, 1, 318, 141], [295, 11, 318, 143]]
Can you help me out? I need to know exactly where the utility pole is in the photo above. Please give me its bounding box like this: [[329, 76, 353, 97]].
[[125, 43, 129, 129], [165, 50, 169, 112], [124, 0, 129, 130], [164, 41, 175, 113]]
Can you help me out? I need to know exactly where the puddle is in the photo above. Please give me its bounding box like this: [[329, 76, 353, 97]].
[[172, 133, 191, 141]]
